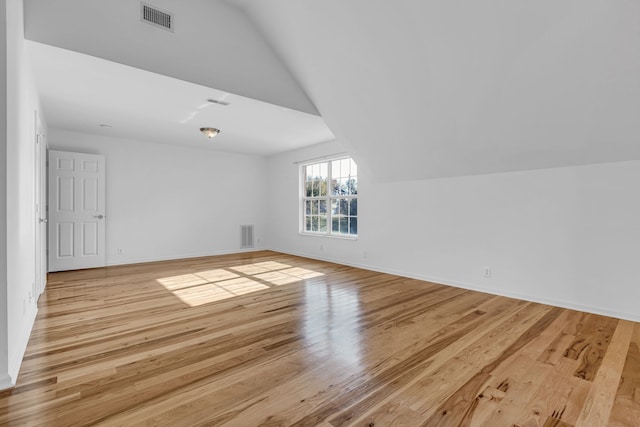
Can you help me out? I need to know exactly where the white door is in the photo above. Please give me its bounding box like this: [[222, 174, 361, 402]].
[[48, 150, 106, 272]]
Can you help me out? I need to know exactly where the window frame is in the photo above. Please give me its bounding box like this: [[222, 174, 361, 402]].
[[299, 156, 358, 239]]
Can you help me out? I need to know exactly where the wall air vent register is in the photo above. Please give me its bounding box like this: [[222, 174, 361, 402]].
[[240, 225, 254, 249], [141, 3, 173, 32]]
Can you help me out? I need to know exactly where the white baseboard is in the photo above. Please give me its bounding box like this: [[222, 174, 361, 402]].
[[104, 247, 267, 267], [271, 247, 640, 323], [9, 305, 38, 384], [0, 373, 14, 391]]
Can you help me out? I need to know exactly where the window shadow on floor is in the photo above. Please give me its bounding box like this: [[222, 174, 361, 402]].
[[155, 261, 325, 307]]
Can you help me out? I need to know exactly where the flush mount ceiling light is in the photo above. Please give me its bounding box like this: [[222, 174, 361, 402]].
[[200, 127, 221, 138]]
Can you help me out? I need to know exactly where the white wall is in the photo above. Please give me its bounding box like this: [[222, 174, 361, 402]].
[[2, 0, 43, 387], [49, 129, 268, 266], [0, 0, 10, 390], [268, 140, 640, 322]]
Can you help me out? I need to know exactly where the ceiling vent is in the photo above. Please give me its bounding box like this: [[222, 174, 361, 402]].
[[141, 3, 173, 32], [207, 98, 230, 107]]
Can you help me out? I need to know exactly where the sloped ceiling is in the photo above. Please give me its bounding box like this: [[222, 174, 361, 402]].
[[24, 0, 317, 116], [232, 0, 640, 181], [24, 0, 640, 181]]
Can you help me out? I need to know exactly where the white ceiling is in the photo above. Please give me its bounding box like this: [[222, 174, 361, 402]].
[[27, 41, 333, 155], [24, 0, 640, 179], [24, 0, 332, 156]]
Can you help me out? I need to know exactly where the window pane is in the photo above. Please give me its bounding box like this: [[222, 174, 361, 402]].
[[335, 198, 348, 216], [305, 181, 312, 197], [319, 216, 327, 232], [312, 216, 319, 231], [332, 216, 339, 233], [320, 162, 328, 178], [347, 177, 357, 195], [305, 200, 312, 215], [312, 200, 318, 215], [318, 178, 327, 196], [349, 217, 358, 235], [341, 159, 350, 178], [305, 165, 312, 180], [332, 160, 340, 177], [305, 216, 311, 231], [340, 216, 348, 234], [331, 179, 340, 196], [333, 159, 341, 178], [319, 200, 327, 214], [349, 199, 357, 216]]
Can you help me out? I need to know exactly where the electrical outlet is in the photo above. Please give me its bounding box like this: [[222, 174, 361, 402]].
[[483, 266, 492, 278]]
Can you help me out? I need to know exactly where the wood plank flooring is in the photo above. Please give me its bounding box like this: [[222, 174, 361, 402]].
[[1, 250, 638, 426]]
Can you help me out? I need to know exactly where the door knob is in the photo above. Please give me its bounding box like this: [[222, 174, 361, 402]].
[[39, 218, 47, 223], [93, 215, 104, 219]]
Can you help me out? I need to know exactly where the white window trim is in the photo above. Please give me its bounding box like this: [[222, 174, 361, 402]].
[[299, 156, 358, 238]]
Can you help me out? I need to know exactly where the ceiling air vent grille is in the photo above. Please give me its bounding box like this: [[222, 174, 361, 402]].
[[141, 3, 173, 32]]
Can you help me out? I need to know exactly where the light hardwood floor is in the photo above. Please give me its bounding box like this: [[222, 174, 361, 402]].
[[1, 251, 638, 426]]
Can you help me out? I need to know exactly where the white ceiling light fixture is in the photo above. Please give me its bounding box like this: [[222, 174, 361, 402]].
[[200, 127, 220, 138]]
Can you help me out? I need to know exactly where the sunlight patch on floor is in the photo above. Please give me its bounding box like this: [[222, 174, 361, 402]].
[[281, 267, 324, 280], [156, 261, 325, 306], [216, 277, 269, 295], [196, 269, 240, 282], [172, 283, 235, 306], [229, 264, 270, 275], [171, 278, 268, 306], [253, 271, 301, 286], [156, 274, 208, 290]]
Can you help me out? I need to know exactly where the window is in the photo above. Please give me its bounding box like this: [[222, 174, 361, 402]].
[[301, 157, 358, 237]]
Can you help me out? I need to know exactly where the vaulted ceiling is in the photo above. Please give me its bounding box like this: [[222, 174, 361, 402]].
[[25, 0, 640, 181], [24, 0, 332, 155]]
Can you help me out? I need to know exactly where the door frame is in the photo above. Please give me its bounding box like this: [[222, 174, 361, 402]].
[[34, 111, 47, 297]]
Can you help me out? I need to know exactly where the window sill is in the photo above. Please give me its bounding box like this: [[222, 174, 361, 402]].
[[299, 232, 358, 241]]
